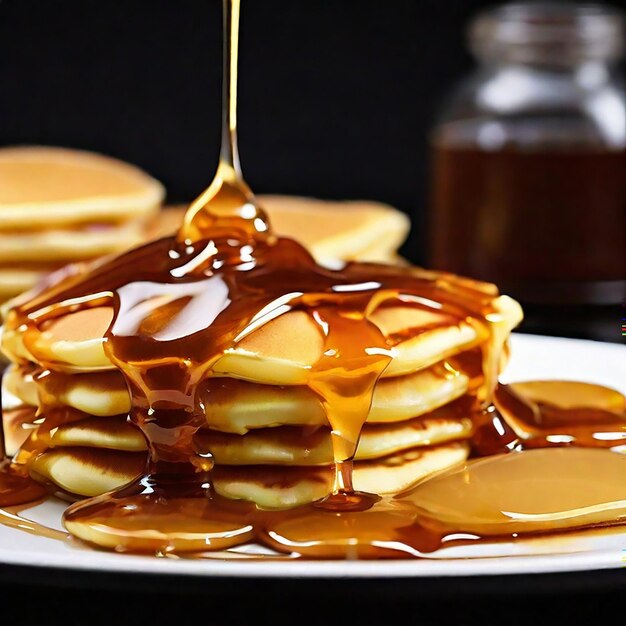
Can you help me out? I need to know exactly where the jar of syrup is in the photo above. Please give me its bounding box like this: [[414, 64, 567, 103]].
[[429, 3, 626, 341]]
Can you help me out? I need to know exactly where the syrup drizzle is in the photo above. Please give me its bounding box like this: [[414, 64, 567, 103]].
[[0, 0, 625, 559]]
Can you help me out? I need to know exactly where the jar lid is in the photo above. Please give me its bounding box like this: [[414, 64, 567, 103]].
[[469, 3, 625, 65]]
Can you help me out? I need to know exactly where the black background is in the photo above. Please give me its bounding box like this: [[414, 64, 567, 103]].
[[0, 0, 495, 266]]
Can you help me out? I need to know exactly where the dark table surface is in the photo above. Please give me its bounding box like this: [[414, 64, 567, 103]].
[[2, 561, 626, 625]]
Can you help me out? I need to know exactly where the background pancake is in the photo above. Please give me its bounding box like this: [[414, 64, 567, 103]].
[[0, 269, 46, 303], [1, 183, 409, 309], [0, 146, 164, 227], [0, 146, 165, 305], [0, 219, 149, 263], [155, 195, 410, 265]]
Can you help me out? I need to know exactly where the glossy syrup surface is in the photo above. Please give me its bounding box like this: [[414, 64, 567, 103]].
[[1, 0, 626, 559]]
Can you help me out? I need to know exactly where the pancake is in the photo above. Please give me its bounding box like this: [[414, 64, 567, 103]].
[[155, 195, 410, 264], [0, 219, 149, 263], [0, 146, 165, 305], [0, 269, 50, 301], [0, 261, 84, 303], [8, 403, 471, 464], [194, 415, 473, 465], [215, 443, 470, 508], [200, 364, 473, 431], [0, 146, 164, 229], [4, 360, 472, 430], [40, 415, 147, 452], [4, 299, 516, 383], [29, 447, 147, 499], [31, 443, 469, 508], [260, 195, 410, 263]]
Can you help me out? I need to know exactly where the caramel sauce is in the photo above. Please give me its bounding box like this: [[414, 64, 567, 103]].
[[0, 0, 625, 560]]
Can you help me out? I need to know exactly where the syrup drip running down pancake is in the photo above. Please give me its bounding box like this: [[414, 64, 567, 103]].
[[1, 0, 626, 559]]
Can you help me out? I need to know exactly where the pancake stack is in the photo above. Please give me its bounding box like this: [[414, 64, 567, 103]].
[[2, 281, 522, 508], [0, 146, 164, 305]]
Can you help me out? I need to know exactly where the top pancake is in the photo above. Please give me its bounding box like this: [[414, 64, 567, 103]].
[[2, 294, 522, 386], [0, 146, 164, 229]]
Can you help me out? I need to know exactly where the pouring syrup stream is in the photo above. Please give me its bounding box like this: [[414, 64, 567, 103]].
[[180, 0, 269, 246]]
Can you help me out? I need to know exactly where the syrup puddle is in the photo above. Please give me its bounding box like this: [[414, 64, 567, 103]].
[[3, 446, 626, 562], [3, 498, 626, 562]]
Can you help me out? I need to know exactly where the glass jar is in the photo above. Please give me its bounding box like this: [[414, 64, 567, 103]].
[[429, 3, 626, 340]]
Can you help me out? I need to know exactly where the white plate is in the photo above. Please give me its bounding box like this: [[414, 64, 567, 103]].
[[1, 333, 625, 579]]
